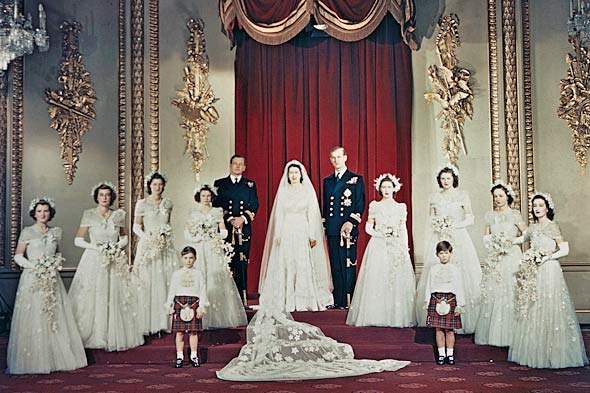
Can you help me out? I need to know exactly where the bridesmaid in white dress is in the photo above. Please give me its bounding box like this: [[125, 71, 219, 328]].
[[133, 171, 178, 335], [185, 184, 247, 329], [508, 192, 588, 368], [69, 182, 144, 351], [258, 160, 333, 312], [415, 166, 481, 334], [7, 197, 87, 374], [347, 174, 416, 327], [475, 181, 526, 347]]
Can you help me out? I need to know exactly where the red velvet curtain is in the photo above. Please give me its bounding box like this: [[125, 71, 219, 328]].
[[234, 14, 413, 293]]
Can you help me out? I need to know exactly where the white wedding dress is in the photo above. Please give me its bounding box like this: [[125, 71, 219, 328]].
[[7, 226, 87, 374], [216, 161, 410, 381], [258, 168, 333, 312], [347, 200, 416, 327], [69, 209, 144, 351], [133, 198, 178, 334], [185, 206, 247, 329], [475, 209, 523, 347], [416, 190, 481, 333], [508, 221, 588, 368]]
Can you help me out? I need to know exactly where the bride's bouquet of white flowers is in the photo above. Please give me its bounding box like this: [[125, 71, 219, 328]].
[[515, 247, 550, 318], [142, 224, 173, 260], [33, 253, 65, 332], [431, 215, 454, 242]]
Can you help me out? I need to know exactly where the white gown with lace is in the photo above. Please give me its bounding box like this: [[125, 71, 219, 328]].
[[133, 198, 178, 334], [185, 206, 247, 329], [475, 209, 523, 347], [216, 160, 410, 381], [347, 200, 416, 327], [259, 185, 333, 312], [508, 221, 588, 368], [7, 226, 87, 374], [69, 209, 144, 351], [416, 190, 481, 333]]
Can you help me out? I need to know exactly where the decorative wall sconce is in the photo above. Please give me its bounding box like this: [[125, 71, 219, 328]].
[[45, 21, 96, 185], [172, 18, 219, 180], [424, 13, 473, 166], [558, 1, 590, 174]]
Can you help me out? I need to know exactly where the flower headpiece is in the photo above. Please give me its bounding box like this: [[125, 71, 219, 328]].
[[435, 164, 459, 178], [373, 173, 402, 193], [491, 179, 516, 200], [28, 196, 56, 212], [144, 170, 168, 187], [530, 191, 555, 210], [90, 181, 116, 197], [193, 183, 218, 197]]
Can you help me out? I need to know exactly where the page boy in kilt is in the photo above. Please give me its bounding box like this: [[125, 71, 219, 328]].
[[424, 241, 465, 365], [166, 246, 209, 368]]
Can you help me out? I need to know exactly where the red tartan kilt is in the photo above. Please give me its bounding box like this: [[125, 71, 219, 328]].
[[426, 292, 462, 330], [171, 295, 202, 333]]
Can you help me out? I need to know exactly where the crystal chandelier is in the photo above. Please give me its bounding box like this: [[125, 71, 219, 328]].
[[0, 0, 49, 72]]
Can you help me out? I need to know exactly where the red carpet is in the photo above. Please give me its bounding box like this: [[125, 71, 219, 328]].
[[1, 310, 589, 392]]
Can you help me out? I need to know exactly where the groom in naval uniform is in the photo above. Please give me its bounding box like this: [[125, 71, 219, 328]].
[[322, 146, 365, 309], [214, 155, 259, 306]]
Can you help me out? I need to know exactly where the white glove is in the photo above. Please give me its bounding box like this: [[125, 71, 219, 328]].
[[117, 235, 128, 248], [364, 221, 383, 238], [219, 229, 228, 239], [483, 234, 492, 245], [75, 237, 97, 250], [545, 242, 569, 262], [184, 229, 203, 243], [455, 214, 474, 229], [133, 223, 145, 238], [14, 254, 34, 269]]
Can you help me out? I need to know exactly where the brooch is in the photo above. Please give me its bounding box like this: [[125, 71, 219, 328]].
[[343, 189, 352, 197], [247, 181, 254, 188], [346, 177, 358, 185]]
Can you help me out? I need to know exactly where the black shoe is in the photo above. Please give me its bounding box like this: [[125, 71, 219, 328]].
[[326, 304, 337, 310], [175, 358, 183, 368], [190, 357, 200, 367], [446, 355, 455, 365], [436, 355, 446, 365]]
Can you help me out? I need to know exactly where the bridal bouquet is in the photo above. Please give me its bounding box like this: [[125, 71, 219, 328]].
[[33, 253, 65, 332], [186, 216, 218, 240], [515, 247, 550, 318], [431, 215, 454, 242], [98, 241, 129, 276], [142, 224, 173, 260], [481, 232, 513, 300]]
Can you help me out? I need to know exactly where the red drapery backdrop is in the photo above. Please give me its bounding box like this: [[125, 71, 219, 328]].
[[233, 14, 413, 293]]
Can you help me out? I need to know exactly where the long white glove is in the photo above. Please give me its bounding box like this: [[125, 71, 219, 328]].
[[117, 235, 128, 248], [364, 221, 383, 238], [14, 253, 34, 269], [483, 234, 492, 245], [546, 242, 569, 262], [75, 237, 97, 250], [184, 229, 204, 243], [512, 230, 528, 245], [455, 214, 474, 229], [132, 223, 145, 238], [219, 228, 228, 239]]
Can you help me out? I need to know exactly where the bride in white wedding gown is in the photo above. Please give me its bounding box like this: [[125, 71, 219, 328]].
[[216, 160, 410, 381]]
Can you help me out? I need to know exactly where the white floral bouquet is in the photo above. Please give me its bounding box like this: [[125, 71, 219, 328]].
[[32, 253, 65, 332], [515, 247, 550, 318], [98, 241, 129, 276], [481, 232, 513, 300], [431, 215, 454, 242], [142, 224, 173, 260], [186, 216, 218, 240]]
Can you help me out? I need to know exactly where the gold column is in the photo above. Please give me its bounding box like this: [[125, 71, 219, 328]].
[[10, 58, 24, 269], [0, 72, 7, 267], [118, 0, 127, 209], [148, 0, 160, 171], [488, 0, 501, 181]]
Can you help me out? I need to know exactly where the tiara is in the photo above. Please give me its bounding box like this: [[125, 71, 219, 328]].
[[373, 173, 402, 192], [90, 181, 116, 197], [28, 196, 56, 212], [491, 179, 516, 200], [144, 170, 168, 187], [530, 191, 555, 210], [435, 164, 459, 178], [193, 183, 218, 197]]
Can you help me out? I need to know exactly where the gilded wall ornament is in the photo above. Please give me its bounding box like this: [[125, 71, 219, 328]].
[[172, 18, 219, 179], [424, 13, 474, 166], [558, 35, 590, 175], [45, 21, 96, 185]]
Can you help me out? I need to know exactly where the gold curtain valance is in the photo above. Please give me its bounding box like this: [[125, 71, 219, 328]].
[[219, 0, 417, 49]]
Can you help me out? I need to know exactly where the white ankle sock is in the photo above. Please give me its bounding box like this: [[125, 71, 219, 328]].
[[176, 351, 183, 359], [438, 347, 446, 357], [190, 351, 198, 361], [446, 348, 454, 357]]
